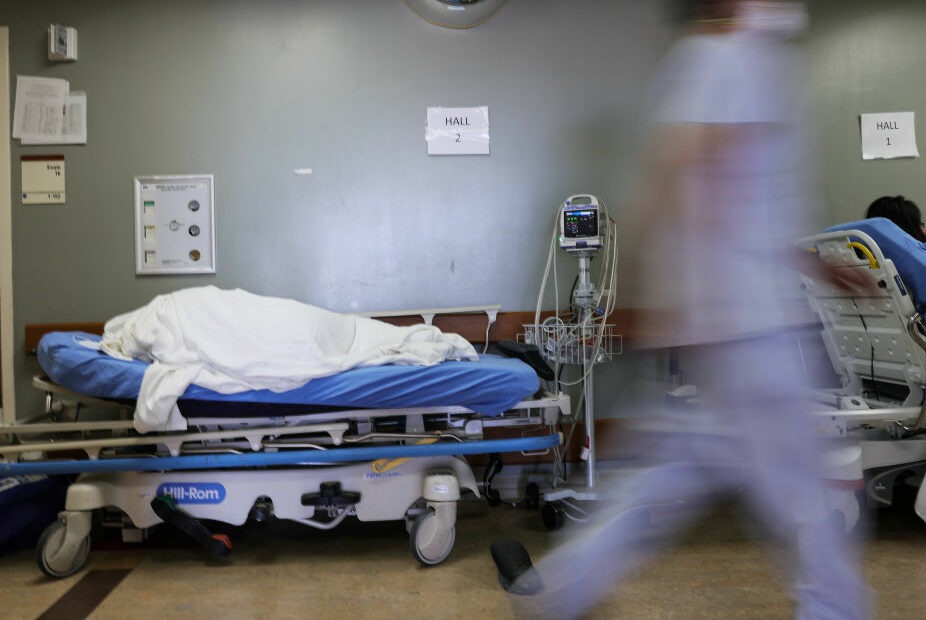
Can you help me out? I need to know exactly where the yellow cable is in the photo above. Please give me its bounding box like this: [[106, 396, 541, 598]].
[[371, 437, 439, 474], [847, 241, 879, 269]]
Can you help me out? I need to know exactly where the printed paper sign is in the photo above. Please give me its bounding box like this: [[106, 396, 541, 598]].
[[860, 112, 919, 160], [426, 106, 489, 155]]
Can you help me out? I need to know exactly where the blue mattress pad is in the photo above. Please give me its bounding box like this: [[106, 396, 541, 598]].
[[37, 332, 540, 418]]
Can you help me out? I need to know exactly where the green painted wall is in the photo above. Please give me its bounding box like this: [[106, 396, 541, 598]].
[[807, 0, 926, 222], [4, 1, 926, 420]]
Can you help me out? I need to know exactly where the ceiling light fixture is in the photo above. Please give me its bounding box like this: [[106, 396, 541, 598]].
[[404, 0, 507, 29]]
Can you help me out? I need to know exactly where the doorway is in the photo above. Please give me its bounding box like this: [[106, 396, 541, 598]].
[[0, 27, 14, 425]]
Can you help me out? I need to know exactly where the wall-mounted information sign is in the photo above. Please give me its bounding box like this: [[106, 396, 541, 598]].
[[426, 106, 490, 155], [134, 174, 216, 275], [21, 155, 65, 204]]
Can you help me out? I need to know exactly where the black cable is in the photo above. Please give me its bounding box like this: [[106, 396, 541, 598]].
[[851, 299, 879, 401], [567, 275, 579, 316], [483, 453, 503, 507]]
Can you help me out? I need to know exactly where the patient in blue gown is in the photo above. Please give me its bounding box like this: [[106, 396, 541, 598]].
[[866, 194, 926, 242], [822, 196, 926, 306]]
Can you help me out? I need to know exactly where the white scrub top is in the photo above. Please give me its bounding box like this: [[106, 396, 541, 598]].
[[643, 30, 815, 345]]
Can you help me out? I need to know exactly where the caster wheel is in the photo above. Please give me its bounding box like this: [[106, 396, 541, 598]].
[[409, 509, 455, 566], [525, 483, 540, 510], [36, 519, 91, 578], [541, 501, 566, 531]]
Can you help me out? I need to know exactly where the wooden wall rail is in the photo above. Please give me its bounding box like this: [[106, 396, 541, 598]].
[[25, 322, 107, 353], [24, 311, 575, 355], [24, 309, 652, 355]]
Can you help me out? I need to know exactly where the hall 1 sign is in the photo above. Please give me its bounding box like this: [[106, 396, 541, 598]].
[[426, 106, 490, 155], [860, 111, 919, 160]]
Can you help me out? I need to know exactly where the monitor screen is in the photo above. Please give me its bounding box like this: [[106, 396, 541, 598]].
[[564, 209, 598, 238]]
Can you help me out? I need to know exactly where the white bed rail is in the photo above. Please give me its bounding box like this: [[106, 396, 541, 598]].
[[799, 228, 926, 435]]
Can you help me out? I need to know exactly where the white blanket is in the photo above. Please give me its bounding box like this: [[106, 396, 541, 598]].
[[99, 286, 479, 433]]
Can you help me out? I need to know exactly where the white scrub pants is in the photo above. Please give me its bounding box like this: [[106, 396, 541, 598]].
[[518, 333, 870, 620]]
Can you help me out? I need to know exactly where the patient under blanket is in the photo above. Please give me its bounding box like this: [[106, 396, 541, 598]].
[[96, 286, 479, 433]]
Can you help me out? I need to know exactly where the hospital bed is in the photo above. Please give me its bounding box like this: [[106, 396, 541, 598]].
[[798, 217, 926, 530], [0, 317, 567, 578]]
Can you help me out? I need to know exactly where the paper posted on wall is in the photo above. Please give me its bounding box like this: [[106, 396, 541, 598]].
[[860, 111, 918, 160], [12, 76, 87, 145]]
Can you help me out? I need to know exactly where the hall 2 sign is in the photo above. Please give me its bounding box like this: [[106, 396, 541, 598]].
[[860, 111, 919, 160], [426, 106, 490, 155]]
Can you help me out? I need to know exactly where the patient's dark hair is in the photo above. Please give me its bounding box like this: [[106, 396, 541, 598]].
[[866, 195, 926, 242]]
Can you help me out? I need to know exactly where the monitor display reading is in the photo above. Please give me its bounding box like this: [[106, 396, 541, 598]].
[[564, 209, 598, 238]]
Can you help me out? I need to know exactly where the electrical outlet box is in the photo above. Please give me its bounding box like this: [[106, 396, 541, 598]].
[[48, 24, 78, 62]]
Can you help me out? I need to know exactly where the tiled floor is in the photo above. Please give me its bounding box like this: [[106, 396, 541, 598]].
[[2, 491, 925, 619]]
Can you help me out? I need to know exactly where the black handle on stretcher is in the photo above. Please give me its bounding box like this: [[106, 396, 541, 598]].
[[151, 495, 232, 559], [496, 341, 555, 381]]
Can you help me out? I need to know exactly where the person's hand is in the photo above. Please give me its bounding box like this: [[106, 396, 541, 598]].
[[794, 249, 880, 295], [823, 262, 881, 294]]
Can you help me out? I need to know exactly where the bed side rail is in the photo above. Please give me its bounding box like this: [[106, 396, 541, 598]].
[[798, 229, 926, 422]]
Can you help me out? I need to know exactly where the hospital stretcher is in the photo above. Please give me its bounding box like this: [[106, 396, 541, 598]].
[[799, 218, 926, 530], [0, 330, 567, 577]]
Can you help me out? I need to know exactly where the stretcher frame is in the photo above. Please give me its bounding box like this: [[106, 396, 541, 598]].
[[1, 305, 570, 577], [798, 227, 926, 530]]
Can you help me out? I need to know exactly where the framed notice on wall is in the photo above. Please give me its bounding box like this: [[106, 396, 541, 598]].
[[134, 174, 216, 275]]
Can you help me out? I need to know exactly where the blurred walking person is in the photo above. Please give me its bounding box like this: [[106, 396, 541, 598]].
[[506, 2, 872, 618]]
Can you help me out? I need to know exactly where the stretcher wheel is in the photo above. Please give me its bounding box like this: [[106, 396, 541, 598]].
[[541, 501, 565, 531], [36, 519, 91, 578], [525, 482, 541, 510], [409, 509, 456, 566]]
